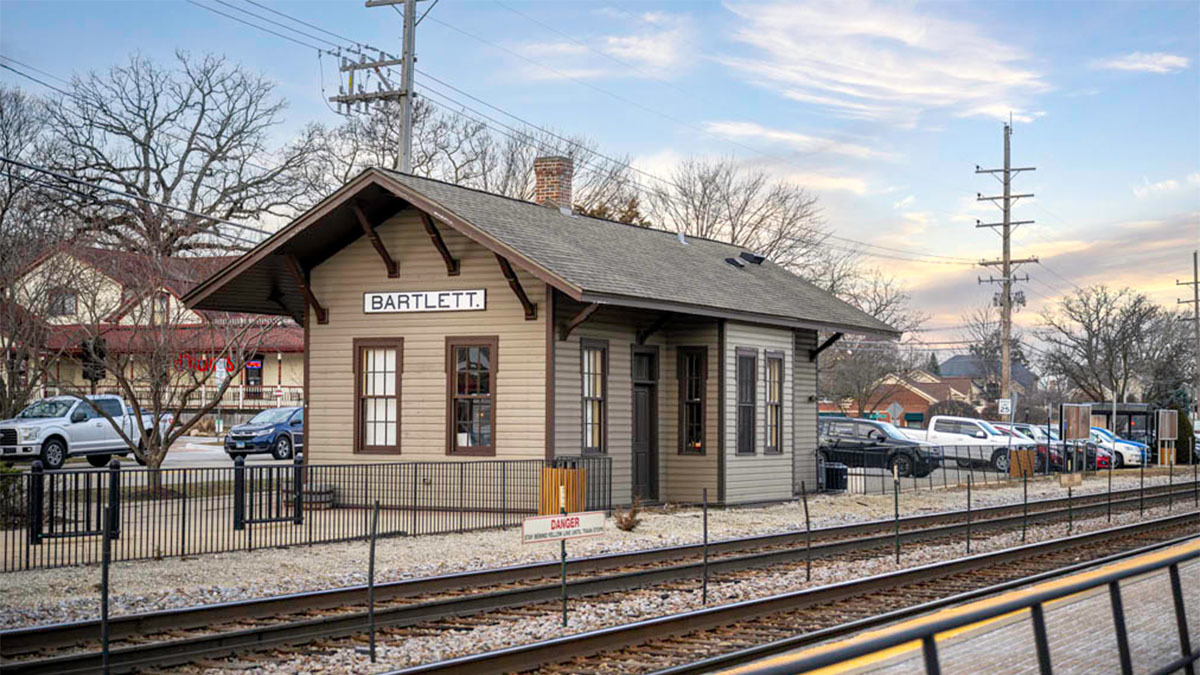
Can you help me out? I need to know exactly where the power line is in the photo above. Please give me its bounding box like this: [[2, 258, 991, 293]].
[[0, 156, 274, 239], [187, 0, 329, 53]]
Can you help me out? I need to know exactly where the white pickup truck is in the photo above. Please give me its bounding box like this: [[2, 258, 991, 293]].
[[0, 395, 173, 470], [900, 415, 1034, 472]]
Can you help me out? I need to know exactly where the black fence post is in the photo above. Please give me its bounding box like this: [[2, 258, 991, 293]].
[[892, 465, 900, 565], [233, 455, 245, 531], [966, 476, 972, 555], [1067, 486, 1073, 534], [702, 487, 709, 606], [1139, 460, 1145, 517], [1022, 472, 1028, 544], [358, 499, 380, 663], [107, 458, 120, 539], [293, 453, 304, 525], [27, 460, 44, 547], [1168, 563, 1195, 675], [101, 505, 112, 675], [1107, 455, 1113, 522]]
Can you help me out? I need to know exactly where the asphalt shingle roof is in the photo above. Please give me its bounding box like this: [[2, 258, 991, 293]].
[[384, 170, 897, 336]]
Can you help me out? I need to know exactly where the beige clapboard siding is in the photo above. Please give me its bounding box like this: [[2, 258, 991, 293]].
[[723, 321, 794, 504], [793, 329, 819, 493], [553, 297, 718, 505], [307, 207, 546, 464]]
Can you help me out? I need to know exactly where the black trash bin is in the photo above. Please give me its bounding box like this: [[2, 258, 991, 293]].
[[823, 462, 848, 493]]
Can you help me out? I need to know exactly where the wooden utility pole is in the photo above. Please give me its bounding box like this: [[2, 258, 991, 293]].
[[977, 122, 1037, 399], [331, 0, 425, 173], [1178, 249, 1200, 417]]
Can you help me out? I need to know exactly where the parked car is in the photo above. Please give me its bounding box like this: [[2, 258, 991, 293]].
[[1087, 427, 1147, 468], [899, 415, 1033, 472], [818, 417, 942, 478], [224, 407, 304, 460], [992, 424, 1060, 472], [0, 395, 173, 470]]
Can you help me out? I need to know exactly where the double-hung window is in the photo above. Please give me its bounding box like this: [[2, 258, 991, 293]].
[[765, 353, 784, 454], [581, 340, 607, 454], [447, 337, 497, 456], [677, 346, 707, 454], [736, 348, 757, 455], [354, 338, 402, 454]]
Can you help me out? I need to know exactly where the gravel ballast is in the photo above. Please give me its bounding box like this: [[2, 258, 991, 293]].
[[178, 503, 1191, 675], [0, 470, 1192, 630]]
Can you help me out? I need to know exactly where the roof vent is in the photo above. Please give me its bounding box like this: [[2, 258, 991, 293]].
[[724, 257, 745, 269], [739, 251, 766, 265], [677, 231, 688, 245]]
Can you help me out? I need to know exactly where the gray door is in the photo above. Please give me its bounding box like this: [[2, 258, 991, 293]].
[[632, 383, 657, 501]]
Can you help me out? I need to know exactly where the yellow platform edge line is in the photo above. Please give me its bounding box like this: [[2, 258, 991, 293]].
[[718, 536, 1200, 675]]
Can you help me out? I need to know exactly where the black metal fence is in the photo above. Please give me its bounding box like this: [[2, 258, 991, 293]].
[[0, 454, 611, 572], [821, 444, 1109, 495]]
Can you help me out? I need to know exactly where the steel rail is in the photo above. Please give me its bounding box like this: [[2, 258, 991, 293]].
[[1, 493, 1194, 675], [385, 512, 1200, 675], [3, 479, 1190, 658]]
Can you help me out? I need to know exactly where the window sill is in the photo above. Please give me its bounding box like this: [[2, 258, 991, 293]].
[[448, 447, 496, 457], [356, 447, 401, 455]]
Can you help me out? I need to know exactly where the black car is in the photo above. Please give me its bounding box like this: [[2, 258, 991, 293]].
[[818, 417, 941, 478]]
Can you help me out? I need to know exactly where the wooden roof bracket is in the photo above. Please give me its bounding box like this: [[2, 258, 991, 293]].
[[283, 253, 328, 325], [496, 254, 537, 320], [267, 286, 303, 325], [353, 202, 399, 278], [636, 313, 671, 345], [559, 302, 599, 341], [809, 331, 844, 362], [421, 212, 460, 276]]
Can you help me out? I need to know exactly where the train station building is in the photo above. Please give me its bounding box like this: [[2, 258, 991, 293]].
[[184, 157, 897, 505]]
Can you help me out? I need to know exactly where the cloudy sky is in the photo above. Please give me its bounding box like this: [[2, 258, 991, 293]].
[[2, 0, 1198, 352]]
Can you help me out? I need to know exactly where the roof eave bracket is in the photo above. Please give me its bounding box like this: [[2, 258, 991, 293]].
[[421, 212, 460, 276], [559, 302, 599, 341], [284, 254, 328, 325], [496, 255, 537, 320], [354, 202, 399, 279], [809, 332, 844, 362], [636, 313, 671, 345]]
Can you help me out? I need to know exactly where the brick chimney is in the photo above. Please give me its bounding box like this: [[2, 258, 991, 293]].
[[533, 156, 573, 213]]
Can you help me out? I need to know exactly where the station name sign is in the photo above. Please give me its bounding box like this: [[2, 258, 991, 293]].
[[522, 511, 605, 544], [363, 289, 486, 314]]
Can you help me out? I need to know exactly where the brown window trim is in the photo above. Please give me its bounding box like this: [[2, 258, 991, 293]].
[[353, 337, 403, 455], [445, 335, 499, 457], [764, 350, 785, 455], [736, 347, 758, 456], [580, 338, 608, 455], [677, 345, 707, 455]]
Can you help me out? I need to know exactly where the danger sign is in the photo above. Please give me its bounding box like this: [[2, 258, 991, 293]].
[[522, 511, 605, 544]]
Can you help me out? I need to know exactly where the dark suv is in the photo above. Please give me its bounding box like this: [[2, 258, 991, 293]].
[[818, 417, 941, 478]]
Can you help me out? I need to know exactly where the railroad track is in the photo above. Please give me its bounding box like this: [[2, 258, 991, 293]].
[[389, 511, 1200, 675], [1, 482, 1194, 675]]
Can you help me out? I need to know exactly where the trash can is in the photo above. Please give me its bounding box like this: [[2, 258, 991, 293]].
[[823, 462, 848, 493]]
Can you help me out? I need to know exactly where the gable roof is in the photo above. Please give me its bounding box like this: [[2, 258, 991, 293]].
[[185, 169, 898, 337], [939, 354, 1039, 391]]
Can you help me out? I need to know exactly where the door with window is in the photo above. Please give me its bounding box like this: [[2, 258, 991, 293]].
[[631, 347, 658, 501]]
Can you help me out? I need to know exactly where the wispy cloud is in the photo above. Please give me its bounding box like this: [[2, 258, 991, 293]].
[[893, 195, 915, 209], [785, 172, 868, 194], [1095, 51, 1191, 74], [513, 12, 692, 81], [719, 1, 1048, 126], [1132, 172, 1200, 198], [703, 121, 889, 159]]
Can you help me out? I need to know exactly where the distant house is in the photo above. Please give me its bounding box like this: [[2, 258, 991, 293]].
[[939, 354, 1039, 399], [818, 369, 974, 426], [4, 245, 304, 411]]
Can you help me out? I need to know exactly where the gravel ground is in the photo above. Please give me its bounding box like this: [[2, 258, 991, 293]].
[[0, 470, 1191, 630], [182, 503, 1191, 675]]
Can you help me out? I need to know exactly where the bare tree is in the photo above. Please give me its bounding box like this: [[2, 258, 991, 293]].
[[1038, 286, 1162, 402], [646, 156, 825, 270], [30, 248, 280, 481], [959, 303, 1029, 397], [44, 52, 319, 256], [309, 99, 642, 217]]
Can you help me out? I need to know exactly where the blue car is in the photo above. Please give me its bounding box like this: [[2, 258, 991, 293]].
[[224, 407, 304, 461]]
